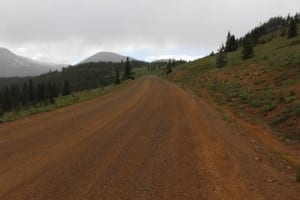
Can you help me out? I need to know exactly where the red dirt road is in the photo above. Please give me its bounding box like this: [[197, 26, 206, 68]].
[[0, 76, 299, 199]]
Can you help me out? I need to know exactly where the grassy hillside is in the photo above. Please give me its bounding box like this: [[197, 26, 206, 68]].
[[169, 25, 300, 141]]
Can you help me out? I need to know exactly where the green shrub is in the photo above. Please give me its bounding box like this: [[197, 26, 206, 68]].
[[261, 103, 277, 113], [278, 91, 285, 103], [214, 95, 226, 105], [216, 46, 228, 68], [249, 99, 264, 107], [238, 89, 252, 104], [284, 96, 296, 104], [273, 113, 289, 125]]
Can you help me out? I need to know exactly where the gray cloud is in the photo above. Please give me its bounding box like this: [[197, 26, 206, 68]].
[[0, 0, 299, 63]]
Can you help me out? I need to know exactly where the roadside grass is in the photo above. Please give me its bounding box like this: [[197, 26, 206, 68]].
[[1, 81, 128, 122], [204, 77, 281, 112]]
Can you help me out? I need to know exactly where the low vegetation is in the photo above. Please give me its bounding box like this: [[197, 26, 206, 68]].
[[168, 13, 300, 141]]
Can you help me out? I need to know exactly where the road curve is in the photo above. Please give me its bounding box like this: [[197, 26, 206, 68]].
[[0, 76, 299, 199]]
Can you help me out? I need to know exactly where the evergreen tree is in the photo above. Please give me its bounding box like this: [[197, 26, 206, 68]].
[[287, 18, 297, 38], [242, 37, 254, 59], [0, 106, 3, 118], [21, 82, 29, 106], [280, 28, 286, 37], [215, 45, 228, 68], [225, 32, 238, 52], [47, 81, 55, 104], [28, 79, 35, 104], [0, 89, 4, 116], [10, 84, 21, 110], [172, 60, 176, 67], [287, 14, 291, 23], [36, 82, 46, 104], [115, 67, 121, 85], [51, 81, 58, 98], [123, 57, 133, 80], [2, 87, 11, 111], [62, 80, 71, 96], [166, 59, 173, 74], [295, 13, 300, 23], [230, 35, 238, 51]]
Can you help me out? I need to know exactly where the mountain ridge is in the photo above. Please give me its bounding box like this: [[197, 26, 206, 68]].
[[0, 47, 64, 77]]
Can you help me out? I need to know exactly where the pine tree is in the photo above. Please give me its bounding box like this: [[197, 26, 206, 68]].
[[115, 67, 121, 85], [28, 79, 35, 104], [287, 18, 297, 38], [123, 57, 133, 80], [48, 81, 55, 104], [62, 80, 71, 96], [3, 87, 11, 111], [230, 35, 238, 51], [216, 45, 228, 68], [53, 82, 58, 98], [21, 82, 29, 106], [225, 32, 232, 52], [225, 32, 238, 52], [10, 84, 21, 110], [37, 82, 46, 104], [166, 59, 173, 74], [0, 89, 4, 117], [242, 37, 254, 59], [0, 107, 3, 118]]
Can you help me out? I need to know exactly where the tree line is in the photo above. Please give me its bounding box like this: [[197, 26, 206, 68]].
[[0, 80, 71, 116], [215, 13, 299, 68], [0, 57, 139, 117]]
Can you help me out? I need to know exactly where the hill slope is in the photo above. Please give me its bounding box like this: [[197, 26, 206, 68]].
[[170, 24, 300, 141], [0, 48, 63, 77]]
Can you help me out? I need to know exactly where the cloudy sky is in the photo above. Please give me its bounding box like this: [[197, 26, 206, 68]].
[[0, 0, 299, 64]]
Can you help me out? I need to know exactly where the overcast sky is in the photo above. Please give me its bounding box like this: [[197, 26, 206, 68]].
[[0, 0, 299, 64]]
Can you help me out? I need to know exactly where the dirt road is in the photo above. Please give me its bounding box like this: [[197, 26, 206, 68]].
[[0, 76, 299, 199]]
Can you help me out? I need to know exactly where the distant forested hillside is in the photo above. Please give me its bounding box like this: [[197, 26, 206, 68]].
[[0, 60, 147, 115], [0, 60, 146, 90]]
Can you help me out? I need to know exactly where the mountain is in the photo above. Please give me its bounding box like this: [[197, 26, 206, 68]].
[[0, 48, 63, 77], [151, 58, 176, 63], [79, 51, 135, 64]]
